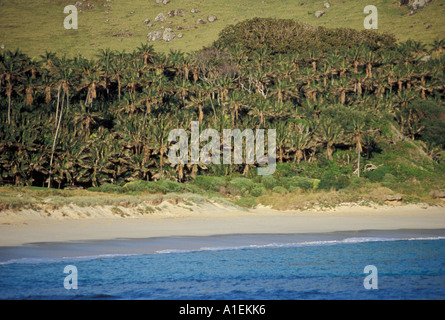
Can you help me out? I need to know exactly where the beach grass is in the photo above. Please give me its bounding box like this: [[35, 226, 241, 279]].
[[0, 176, 442, 213], [0, 0, 444, 59]]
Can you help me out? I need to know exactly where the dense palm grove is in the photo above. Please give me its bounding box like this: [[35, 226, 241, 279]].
[[1, 20, 444, 189]]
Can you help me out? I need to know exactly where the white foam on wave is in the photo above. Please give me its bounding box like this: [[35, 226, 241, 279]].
[[2, 235, 445, 264], [154, 236, 445, 254], [0, 253, 137, 266]]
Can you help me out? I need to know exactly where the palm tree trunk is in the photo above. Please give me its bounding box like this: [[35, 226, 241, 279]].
[[357, 149, 360, 177], [118, 77, 122, 101], [48, 92, 66, 188], [7, 93, 11, 125], [55, 84, 61, 128]]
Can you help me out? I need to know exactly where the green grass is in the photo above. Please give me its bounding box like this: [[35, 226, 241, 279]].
[[0, 0, 444, 58]]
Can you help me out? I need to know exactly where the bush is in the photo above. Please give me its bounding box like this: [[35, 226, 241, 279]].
[[381, 173, 397, 188], [365, 166, 397, 183], [122, 179, 187, 194], [215, 18, 396, 56], [122, 180, 156, 193], [155, 180, 185, 193], [89, 183, 123, 193], [228, 177, 255, 194], [193, 176, 227, 192], [278, 176, 319, 191], [272, 186, 288, 194], [405, 100, 445, 148], [250, 185, 267, 197], [261, 175, 277, 189], [319, 173, 350, 190]]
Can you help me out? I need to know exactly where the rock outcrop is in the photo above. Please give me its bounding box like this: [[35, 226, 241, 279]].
[[207, 15, 217, 23], [162, 28, 176, 42], [147, 31, 162, 42], [154, 13, 167, 22], [315, 10, 325, 18], [400, 0, 433, 10]]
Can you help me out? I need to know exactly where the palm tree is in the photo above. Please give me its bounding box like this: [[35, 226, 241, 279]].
[[430, 38, 445, 59], [291, 123, 313, 164], [47, 56, 75, 188], [96, 48, 113, 97], [305, 49, 323, 72], [18, 71, 38, 107], [270, 78, 294, 104], [186, 90, 206, 124], [110, 50, 128, 101], [316, 118, 344, 160], [362, 47, 379, 79], [1, 50, 23, 124], [350, 120, 365, 177], [136, 43, 157, 66], [348, 45, 364, 74], [77, 58, 104, 107], [150, 117, 173, 179], [331, 78, 350, 105]]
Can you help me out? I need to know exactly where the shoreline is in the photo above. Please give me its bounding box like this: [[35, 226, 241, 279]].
[[1, 202, 445, 247]]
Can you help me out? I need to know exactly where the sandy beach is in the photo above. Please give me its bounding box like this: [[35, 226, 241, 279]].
[[1, 202, 445, 247]]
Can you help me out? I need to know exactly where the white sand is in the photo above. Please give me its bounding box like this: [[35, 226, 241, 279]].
[[0, 202, 445, 246]]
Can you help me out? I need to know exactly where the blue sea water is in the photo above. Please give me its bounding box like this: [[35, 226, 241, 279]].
[[0, 229, 444, 300]]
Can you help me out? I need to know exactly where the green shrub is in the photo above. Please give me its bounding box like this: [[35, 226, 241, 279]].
[[215, 18, 396, 56], [261, 175, 277, 189], [319, 173, 350, 190], [278, 176, 319, 190], [193, 176, 227, 192], [226, 183, 242, 196], [122, 180, 156, 193], [155, 180, 185, 193], [272, 186, 288, 194], [88, 183, 123, 193], [250, 185, 267, 197], [122, 179, 187, 194], [381, 173, 397, 188], [365, 166, 397, 183], [405, 100, 445, 148], [228, 177, 255, 193]]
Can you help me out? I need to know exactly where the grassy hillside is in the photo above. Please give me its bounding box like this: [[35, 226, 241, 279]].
[[0, 0, 444, 58]]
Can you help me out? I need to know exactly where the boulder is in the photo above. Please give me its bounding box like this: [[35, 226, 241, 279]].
[[400, 0, 433, 9], [420, 55, 431, 62], [177, 33, 183, 38], [168, 9, 185, 17], [207, 14, 217, 22], [147, 30, 162, 42], [156, 0, 163, 3], [324, 2, 330, 8], [163, 28, 176, 42], [162, 0, 170, 4], [430, 190, 445, 199], [191, 8, 199, 13], [315, 10, 325, 18], [144, 18, 150, 24], [384, 194, 403, 205], [196, 18, 206, 24], [154, 13, 167, 22]]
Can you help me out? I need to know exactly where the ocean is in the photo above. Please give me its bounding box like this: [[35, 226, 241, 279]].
[[1, 229, 444, 300]]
